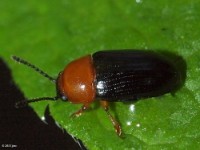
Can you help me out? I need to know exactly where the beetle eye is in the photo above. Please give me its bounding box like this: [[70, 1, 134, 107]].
[[61, 95, 67, 101]]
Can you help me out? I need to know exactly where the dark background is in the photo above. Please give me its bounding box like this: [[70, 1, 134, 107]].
[[0, 58, 86, 150]]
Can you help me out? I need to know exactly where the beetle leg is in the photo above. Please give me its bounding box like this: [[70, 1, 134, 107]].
[[70, 103, 90, 117], [100, 100, 122, 136]]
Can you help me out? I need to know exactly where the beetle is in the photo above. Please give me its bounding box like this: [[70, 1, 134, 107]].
[[12, 50, 181, 136]]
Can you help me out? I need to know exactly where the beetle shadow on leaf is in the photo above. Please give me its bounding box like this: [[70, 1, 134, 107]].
[[93, 101, 121, 129]]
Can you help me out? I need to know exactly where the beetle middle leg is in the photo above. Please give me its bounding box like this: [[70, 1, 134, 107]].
[[100, 100, 122, 136], [70, 103, 90, 117]]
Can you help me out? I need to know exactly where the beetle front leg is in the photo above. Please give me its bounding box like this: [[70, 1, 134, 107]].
[[100, 100, 122, 136], [70, 103, 90, 117]]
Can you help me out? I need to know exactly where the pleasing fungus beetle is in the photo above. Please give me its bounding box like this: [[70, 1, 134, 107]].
[[12, 50, 182, 136]]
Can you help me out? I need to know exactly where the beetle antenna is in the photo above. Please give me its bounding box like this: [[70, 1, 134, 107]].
[[15, 97, 59, 108], [12, 55, 56, 83]]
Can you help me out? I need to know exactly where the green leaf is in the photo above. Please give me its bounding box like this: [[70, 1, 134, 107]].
[[1, 0, 200, 149]]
